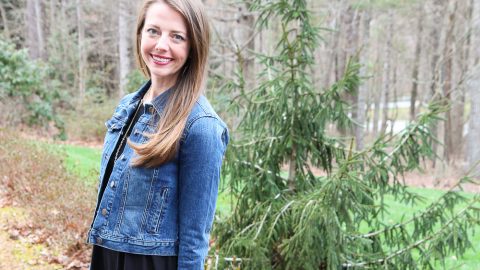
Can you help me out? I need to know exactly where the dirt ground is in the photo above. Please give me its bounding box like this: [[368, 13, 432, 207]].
[[401, 164, 480, 193], [0, 206, 63, 270], [308, 161, 480, 193], [0, 199, 89, 270]]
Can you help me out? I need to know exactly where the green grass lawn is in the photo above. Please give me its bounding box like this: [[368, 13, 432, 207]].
[[41, 143, 101, 186], [381, 188, 480, 269], [48, 142, 479, 268], [60, 144, 101, 185]]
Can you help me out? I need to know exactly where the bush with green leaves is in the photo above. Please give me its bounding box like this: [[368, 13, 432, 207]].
[[213, 1, 480, 269], [0, 38, 64, 137], [126, 69, 148, 94]]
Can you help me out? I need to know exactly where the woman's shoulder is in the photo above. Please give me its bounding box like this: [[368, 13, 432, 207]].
[[186, 95, 226, 128], [181, 95, 228, 144]]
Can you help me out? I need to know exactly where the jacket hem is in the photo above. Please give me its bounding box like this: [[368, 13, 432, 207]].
[[87, 230, 179, 256]]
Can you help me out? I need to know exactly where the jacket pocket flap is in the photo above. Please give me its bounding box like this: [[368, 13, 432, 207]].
[[105, 116, 126, 132]]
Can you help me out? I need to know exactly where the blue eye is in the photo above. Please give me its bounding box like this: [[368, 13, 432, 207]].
[[146, 28, 158, 35], [173, 34, 185, 41]]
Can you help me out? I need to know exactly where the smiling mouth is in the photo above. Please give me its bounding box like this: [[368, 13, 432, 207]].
[[151, 55, 172, 64]]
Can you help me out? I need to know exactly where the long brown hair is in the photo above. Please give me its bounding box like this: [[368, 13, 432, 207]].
[[130, 0, 210, 167]]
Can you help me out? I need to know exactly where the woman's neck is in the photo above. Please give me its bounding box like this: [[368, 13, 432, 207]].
[[144, 78, 175, 103]]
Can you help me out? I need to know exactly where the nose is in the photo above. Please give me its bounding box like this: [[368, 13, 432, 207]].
[[154, 34, 168, 51]]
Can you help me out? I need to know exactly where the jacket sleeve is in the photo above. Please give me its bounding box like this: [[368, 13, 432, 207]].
[[177, 116, 229, 270]]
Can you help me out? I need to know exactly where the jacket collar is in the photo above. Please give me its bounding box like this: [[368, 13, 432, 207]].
[[130, 80, 173, 115]]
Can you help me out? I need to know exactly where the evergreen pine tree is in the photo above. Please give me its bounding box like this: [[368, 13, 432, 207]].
[[214, 0, 480, 269]]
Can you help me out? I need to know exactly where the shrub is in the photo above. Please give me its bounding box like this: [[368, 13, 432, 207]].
[[126, 69, 147, 93], [0, 39, 64, 137]]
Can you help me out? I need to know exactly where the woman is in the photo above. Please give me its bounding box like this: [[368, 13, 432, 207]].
[[87, 0, 229, 269]]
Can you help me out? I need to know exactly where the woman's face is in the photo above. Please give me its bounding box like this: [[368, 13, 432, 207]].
[[141, 1, 190, 86]]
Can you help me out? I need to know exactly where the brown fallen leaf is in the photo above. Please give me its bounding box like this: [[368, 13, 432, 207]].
[[9, 229, 19, 240]]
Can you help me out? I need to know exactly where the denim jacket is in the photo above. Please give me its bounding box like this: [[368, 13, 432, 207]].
[[87, 81, 229, 269]]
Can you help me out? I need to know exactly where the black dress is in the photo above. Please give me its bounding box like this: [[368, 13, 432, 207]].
[[90, 102, 178, 270]]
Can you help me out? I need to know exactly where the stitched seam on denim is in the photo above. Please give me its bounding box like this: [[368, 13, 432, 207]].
[[114, 168, 129, 234], [95, 232, 177, 245], [196, 99, 212, 115], [184, 99, 215, 126], [140, 173, 153, 234], [139, 123, 151, 144], [154, 187, 169, 233], [140, 168, 158, 234], [181, 115, 218, 144]]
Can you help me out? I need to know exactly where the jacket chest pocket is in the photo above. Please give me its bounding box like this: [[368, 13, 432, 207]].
[[145, 186, 170, 234], [104, 115, 126, 146], [129, 118, 157, 144], [100, 116, 126, 171], [139, 122, 157, 144]]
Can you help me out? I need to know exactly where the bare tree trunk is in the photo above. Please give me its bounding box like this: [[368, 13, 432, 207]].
[[337, 5, 359, 136], [428, 0, 443, 99], [372, 47, 382, 137], [466, 0, 480, 173], [288, 145, 296, 191], [118, 0, 130, 98], [323, 1, 343, 89], [443, 1, 457, 163], [428, 0, 445, 168], [234, 2, 255, 90], [26, 0, 45, 60], [365, 77, 373, 134], [380, 74, 390, 136], [355, 10, 371, 150], [380, 11, 393, 135], [335, 5, 347, 83], [34, 0, 45, 59], [0, 2, 10, 37], [467, 74, 480, 173], [49, 0, 55, 29], [390, 63, 398, 136], [76, 0, 86, 99], [450, 1, 472, 163], [348, 9, 360, 124], [410, 4, 424, 121], [464, 0, 474, 73]]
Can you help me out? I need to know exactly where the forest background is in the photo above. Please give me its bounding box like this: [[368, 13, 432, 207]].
[[1, 0, 480, 269]]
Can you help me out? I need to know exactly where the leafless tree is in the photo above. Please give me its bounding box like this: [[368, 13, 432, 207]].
[[25, 0, 45, 60]]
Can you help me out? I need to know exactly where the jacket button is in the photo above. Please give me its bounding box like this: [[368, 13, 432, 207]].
[[96, 237, 102, 244], [101, 208, 107, 216], [110, 181, 115, 188]]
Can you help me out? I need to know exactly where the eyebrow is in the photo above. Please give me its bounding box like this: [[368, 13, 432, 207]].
[[144, 24, 187, 35]]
